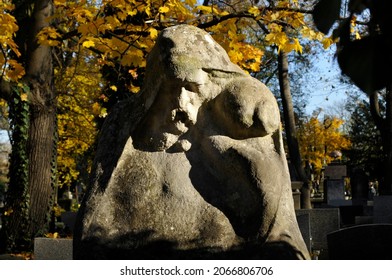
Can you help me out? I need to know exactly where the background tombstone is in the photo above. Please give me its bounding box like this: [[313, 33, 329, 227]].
[[296, 208, 340, 259], [350, 168, 369, 205], [373, 196, 392, 223], [324, 163, 347, 206], [328, 224, 392, 259]]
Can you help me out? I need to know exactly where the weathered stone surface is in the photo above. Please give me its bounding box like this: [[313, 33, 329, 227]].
[[73, 25, 309, 260], [34, 238, 73, 260]]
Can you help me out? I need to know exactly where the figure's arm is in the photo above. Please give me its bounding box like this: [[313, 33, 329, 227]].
[[210, 77, 280, 139]]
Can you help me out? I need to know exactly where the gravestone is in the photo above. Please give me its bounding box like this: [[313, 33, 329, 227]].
[[350, 168, 369, 205], [324, 164, 347, 205], [373, 195, 392, 223], [296, 208, 340, 259], [73, 25, 309, 260], [328, 224, 392, 259], [34, 238, 73, 260], [324, 164, 347, 179]]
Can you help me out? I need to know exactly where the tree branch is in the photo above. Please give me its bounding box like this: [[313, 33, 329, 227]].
[[197, 5, 313, 29]]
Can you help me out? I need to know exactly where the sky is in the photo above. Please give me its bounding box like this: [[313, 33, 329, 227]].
[[299, 45, 352, 117]]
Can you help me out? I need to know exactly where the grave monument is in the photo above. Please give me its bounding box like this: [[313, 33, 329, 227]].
[[73, 25, 309, 259]]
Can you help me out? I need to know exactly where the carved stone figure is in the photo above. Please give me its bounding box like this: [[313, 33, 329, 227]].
[[73, 25, 310, 259]]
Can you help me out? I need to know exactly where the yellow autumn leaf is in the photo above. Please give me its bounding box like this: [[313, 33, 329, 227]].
[[265, 31, 288, 47], [92, 102, 101, 116], [82, 40, 95, 48], [7, 60, 25, 81], [20, 93, 28, 102], [45, 232, 59, 239], [149, 27, 158, 39], [248, 6, 260, 17], [322, 37, 334, 49], [197, 5, 219, 14], [110, 85, 117, 91], [185, 0, 197, 6], [99, 107, 108, 118], [292, 38, 303, 54], [36, 27, 61, 46], [129, 85, 140, 93], [54, 0, 66, 7], [4, 208, 13, 216], [159, 6, 170, 14]]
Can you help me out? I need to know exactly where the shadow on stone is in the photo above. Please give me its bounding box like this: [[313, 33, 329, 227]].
[[74, 230, 304, 260]]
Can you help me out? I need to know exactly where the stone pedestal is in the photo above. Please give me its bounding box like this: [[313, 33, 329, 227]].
[[291, 181, 302, 210], [34, 238, 73, 260]]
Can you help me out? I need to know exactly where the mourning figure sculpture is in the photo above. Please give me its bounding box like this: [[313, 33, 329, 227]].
[[73, 25, 310, 260]]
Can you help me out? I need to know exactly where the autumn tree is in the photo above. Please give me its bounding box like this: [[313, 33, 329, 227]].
[[0, 0, 57, 252], [55, 53, 105, 191], [298, 115, 351, 174]]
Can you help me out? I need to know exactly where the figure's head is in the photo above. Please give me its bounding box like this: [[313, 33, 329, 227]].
[[141, 25, 245, 110], [134, 25, 249, 151]]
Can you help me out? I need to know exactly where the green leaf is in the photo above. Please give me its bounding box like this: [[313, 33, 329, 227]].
[[313, 0, 341, 34]]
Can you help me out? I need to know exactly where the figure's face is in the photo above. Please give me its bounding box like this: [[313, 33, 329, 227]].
[[133, 69, 213, 152]]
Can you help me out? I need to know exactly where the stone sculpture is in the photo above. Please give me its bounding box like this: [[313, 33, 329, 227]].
[[73, 24, 310, 259]]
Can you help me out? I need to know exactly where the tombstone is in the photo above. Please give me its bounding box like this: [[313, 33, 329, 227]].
[[296, 208, 340, 259], [328, 224, 392, 259], [73, 25, 309, 260], [34, 238, 73, 260], [324, 180, 346, 205], [324, 164, 347, 179], [296, 213, 311, 252], [350, 168, 369, 205], [324, 164, 347, 205], [373, 195, 392, 223]]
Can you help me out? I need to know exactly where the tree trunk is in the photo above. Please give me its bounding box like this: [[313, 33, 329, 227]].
[[278, 51, 311, 209], [383, 85, 392, 194], [0, 0, 56, 252], [369, 88, 392, 195]]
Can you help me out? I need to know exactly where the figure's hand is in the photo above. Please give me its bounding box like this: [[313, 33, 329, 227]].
[[211, 77, 280, 139]]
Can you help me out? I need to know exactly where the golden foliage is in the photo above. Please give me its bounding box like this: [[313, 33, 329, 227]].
[[298, 117, 351, 172], [0, 1, 24, 81], [55, 54, 104, 188]]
